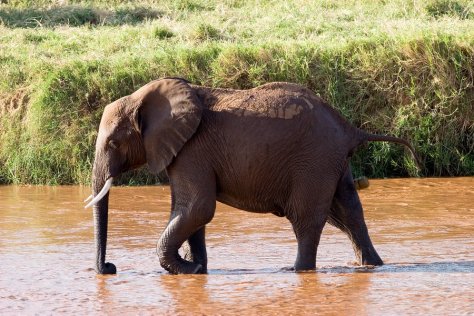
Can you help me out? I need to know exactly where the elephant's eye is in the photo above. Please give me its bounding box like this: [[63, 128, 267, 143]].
[[108, 140, 119, 149]]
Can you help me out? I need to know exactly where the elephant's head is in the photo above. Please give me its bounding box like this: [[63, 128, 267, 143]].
[[85, 78, 202, 274]]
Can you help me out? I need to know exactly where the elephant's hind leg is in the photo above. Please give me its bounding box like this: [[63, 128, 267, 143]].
[[290, 213, 328, 271], [329, 167, 383, 266], [287, 194, 331, 271]]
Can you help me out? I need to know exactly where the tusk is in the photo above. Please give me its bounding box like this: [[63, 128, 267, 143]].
[[84, 194, 93, 203], [84, 178, 114, 209]]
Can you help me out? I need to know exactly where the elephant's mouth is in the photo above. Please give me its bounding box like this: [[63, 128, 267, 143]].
[[84, 177, 114, 208]]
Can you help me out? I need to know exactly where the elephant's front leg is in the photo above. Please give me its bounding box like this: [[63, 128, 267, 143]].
[[157, 191, 216, 274], [181, 226, 208, 273], [329, 167, 383, 266]]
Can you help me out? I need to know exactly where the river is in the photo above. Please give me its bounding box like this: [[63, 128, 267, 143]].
[[0, 178, 473, 314]]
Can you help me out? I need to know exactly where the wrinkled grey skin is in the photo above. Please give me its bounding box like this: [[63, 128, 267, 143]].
[[89, 78, 417, 274]]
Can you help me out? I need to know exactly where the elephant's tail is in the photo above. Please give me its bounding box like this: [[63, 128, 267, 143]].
[[357, 131, 421, 169]]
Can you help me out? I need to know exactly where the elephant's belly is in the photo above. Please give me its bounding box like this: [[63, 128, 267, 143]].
[[216, 192, 284, 214]]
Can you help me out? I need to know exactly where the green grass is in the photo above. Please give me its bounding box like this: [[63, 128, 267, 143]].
[[0, 0, 473, 184]]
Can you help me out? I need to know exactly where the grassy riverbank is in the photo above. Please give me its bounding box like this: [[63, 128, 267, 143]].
[[0, 0, 473, 184]]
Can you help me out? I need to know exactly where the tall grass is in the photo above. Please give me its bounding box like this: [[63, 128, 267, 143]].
[[0, 0, 473, 184]]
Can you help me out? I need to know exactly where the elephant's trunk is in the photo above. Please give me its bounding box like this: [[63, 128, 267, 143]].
[[90, 169, 116, 274]]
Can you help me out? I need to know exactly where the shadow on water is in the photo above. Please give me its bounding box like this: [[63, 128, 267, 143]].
[[375, 261, 474, 273], [317, 261, 474, 274], [114, 261, 474, 277], [205, 261, 474, 275], [223, 261, 474, 274]]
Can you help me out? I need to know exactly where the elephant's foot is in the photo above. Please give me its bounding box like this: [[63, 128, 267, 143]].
[[361, 256, 383, 266], [280, 266, 317, 273], [159, 248, 205, 274], [162, 258, 204, 274], [357, 248, 384, 266], [96, 262, 117, 275], [183, 251, 207, 274], [294, 263, 316, 272], [182, 242, 208, 273]]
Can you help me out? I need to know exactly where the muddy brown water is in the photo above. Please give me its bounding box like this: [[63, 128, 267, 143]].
[[0, 178, 473, 315]]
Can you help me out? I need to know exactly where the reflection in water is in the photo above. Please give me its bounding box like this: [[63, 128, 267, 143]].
[[0, 178, 473, 314], [158, 272, 372, 315]]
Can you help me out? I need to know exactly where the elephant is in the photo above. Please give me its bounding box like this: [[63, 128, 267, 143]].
[[85, 77, 418, 275]]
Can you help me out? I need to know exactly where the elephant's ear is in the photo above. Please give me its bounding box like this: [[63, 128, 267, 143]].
[[132, 78, 202, 173]]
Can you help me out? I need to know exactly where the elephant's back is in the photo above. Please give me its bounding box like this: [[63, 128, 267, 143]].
[[205, 82, 325, 121], [195, 81, 357, 154]]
